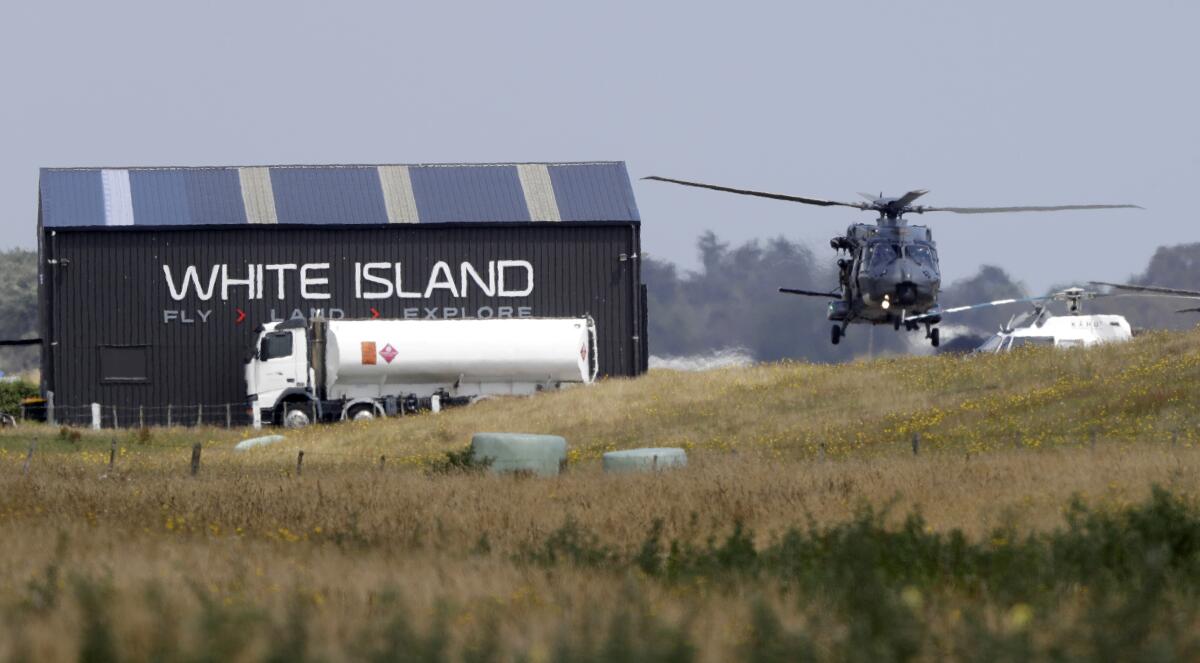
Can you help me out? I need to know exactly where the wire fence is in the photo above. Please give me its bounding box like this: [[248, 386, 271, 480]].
[[31, 403, 261, 429]]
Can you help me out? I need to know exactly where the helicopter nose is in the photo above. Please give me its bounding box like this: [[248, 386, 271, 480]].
[[895, 282, 919, 306]]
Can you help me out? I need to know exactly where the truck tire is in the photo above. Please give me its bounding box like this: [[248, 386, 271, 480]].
[[347, 404, 376, 421], [280, 405, 312, 428]]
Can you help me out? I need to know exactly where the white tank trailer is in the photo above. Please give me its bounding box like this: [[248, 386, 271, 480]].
[[246, 317, 597, 426]]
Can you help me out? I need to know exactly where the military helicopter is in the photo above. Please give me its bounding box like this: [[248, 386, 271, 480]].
[[643, 175, 1139, 347]]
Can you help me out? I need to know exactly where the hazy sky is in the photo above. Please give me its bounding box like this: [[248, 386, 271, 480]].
[[3, 1, 1196, 294]]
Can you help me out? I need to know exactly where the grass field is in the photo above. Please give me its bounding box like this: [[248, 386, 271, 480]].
[[2, 330, 1200, 661]]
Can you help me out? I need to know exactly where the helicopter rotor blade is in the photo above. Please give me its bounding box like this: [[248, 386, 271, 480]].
[[907, 287, 1200, 324], [893, 190, 929, 208], [779, 287, 840, 298], [857, 192, 880, 203], [1087, 281, 1200, 297], [643, 176, 869, 210], [1177, 307, 1200, 313], [904, 295, 1055, 323], [917, 203, 1142, 214]]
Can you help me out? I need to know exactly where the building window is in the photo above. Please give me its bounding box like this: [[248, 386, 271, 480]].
[[99, 345, 150, 383]]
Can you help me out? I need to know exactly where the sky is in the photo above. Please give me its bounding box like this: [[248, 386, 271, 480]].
[[2, 1, 1197, 294]]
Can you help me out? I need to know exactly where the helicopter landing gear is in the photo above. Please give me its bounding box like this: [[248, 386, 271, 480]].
[[831, 324, 843, 345], [926, 325, 940, 348]]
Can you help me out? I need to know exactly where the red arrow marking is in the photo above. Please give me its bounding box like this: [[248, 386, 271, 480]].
[[235, 308, 246, 324], [370, 307, 381, 319]]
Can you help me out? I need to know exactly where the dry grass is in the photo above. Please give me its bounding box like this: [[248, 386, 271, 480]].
[[1, 329, 1199, 661]]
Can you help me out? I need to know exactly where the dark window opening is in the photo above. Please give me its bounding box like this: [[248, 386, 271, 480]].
[[260, 332, 294, 361], [100, 345, 150, 383]]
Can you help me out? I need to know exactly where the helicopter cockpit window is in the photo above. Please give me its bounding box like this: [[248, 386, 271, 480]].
[[869, 244, 897, 270], [1009, 336, 1055, 349], [906, 244, 936, 268]]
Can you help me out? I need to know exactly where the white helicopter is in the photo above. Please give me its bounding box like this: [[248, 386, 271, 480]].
[[904, 282, 1200, 353]]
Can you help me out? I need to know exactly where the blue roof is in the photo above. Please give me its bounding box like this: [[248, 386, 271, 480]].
[[39, 162, 640, 228]]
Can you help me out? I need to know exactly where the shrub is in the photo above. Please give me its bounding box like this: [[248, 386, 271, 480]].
[[0, 378, 39, 417], [427, 446, 493, 475]]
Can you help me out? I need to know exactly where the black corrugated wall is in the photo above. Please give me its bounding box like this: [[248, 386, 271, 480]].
[[42, 222, 644, 410]]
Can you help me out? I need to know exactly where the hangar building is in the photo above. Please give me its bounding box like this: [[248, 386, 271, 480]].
[[37, 162, 646, 423]]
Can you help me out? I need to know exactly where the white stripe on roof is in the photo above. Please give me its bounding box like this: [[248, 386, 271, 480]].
[[517, 163, 561, 222], [377, 165, 420, 223], [238, 167, 278, 224], [101, 169, 134, 226]]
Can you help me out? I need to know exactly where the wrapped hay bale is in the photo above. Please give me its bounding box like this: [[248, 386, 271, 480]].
[[234, 435, 285, 451], [470, 433, 568, 477], [602, 447, 687, 474]]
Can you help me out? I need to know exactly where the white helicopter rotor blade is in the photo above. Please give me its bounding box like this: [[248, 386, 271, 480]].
[[904, 295, 1054, 323]]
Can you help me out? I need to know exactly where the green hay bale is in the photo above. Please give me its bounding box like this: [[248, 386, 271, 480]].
[[602, 447, 687, 474], [470, 433, 568, 477]]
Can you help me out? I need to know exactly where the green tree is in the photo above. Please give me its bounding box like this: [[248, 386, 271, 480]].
[[0, 249, 39, 375]]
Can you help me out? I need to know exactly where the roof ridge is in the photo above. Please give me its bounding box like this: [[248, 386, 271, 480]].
[[40, 161, 627, 173]]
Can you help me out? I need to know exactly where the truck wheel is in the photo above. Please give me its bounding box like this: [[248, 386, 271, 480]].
[[281, 407, 312, 428], [348, 405, 376, 422]]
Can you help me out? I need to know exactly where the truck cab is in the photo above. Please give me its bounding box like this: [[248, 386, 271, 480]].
[[245, 320, 314, 427]]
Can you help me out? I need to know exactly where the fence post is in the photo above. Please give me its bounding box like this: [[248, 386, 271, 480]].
[[296, 450, 304, 477], [21, 441, 34, 475], [911, 432, 920, 456], [91, 403, 101, 431], [46, 391, 54, 426], [379, 455, 386, 471], [225, 404, 232, 428], [167, 404, 172, 427], [112, 405, 119, 429], [252, 403, 262, 430], [139, 406, 144, 429], [197, 404, 203, 427], [108, 439, 116, 473], [818, 441, 826, 462], [190, 443, 202, 477]]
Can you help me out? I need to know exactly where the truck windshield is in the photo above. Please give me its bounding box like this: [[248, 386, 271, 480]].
[[260, 331, 293, 361]]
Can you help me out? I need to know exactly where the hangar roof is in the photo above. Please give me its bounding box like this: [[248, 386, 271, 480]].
[[38, 162, 640, 228]]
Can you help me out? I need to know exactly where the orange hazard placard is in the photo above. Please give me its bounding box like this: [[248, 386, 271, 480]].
[[361, 341, 377, 365]]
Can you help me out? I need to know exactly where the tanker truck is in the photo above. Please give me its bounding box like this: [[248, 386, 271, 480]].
[[246, 317, 597, 427]]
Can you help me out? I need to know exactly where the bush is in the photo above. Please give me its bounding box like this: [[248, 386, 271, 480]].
[[427, 446, 493, 475], [0, 378, 38, 417]]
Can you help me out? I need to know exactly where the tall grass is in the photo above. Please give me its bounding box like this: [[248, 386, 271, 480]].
[[0, 329, 1198, 660]]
